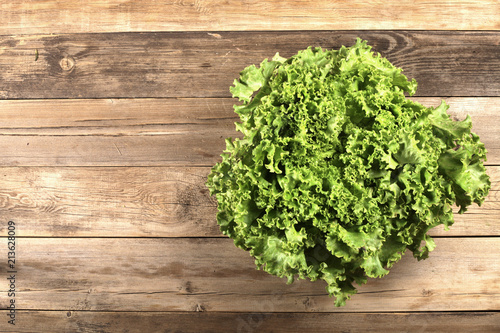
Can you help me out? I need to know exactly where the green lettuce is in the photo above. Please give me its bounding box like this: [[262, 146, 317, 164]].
[[206, 38, 490, 306]]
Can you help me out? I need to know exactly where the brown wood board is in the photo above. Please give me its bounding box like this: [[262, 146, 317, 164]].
[[0, 3, 499, 329], [0, 0, 498, 34], [0, 165, 497, 238], [1, 31, 499, 99], [0, 311, 498, 333], [0, 237, 498, 313], [0, 97, 497, 166]]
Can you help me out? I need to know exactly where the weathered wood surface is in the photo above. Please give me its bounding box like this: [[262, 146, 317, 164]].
[[1, 31, 499, 99], [0, 166, 497, 237], [0, 97, 497, 166], [0, 1, 498, 330], [1, 0, 498, 34], [0, 311, 498, 333], [0, 238, 498, 312]]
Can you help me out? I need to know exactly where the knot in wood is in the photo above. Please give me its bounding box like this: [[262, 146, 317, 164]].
[[59, 56, 75, 71]]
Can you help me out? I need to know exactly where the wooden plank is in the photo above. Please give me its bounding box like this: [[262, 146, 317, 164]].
[[0, 167, 219, 237], [0, 98, 235, 167], [0, 166, 497, 238], [0, 238, 497, 312], [0, 1, 498, 34], [0, 311, 498, 333], [1, 31, 499, 99], [0, 97, 497, 166]]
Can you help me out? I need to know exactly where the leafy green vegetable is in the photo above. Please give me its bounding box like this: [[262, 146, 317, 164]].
[[206, 38, 490, 306]]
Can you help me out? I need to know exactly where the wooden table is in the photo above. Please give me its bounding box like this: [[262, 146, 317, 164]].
[[0, 1, 499, 332]]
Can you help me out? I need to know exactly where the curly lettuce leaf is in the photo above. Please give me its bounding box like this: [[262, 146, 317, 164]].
[[207, 38, 490, 306]]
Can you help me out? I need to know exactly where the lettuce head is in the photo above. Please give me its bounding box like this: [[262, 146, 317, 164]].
[[206, 38, 490, 306]]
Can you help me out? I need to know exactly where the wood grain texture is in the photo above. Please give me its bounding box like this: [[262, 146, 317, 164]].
[[0, 238, 497, 312], [0, 311, 498, 333], [0, 0, 498, 34], [0, 2, 497, 330], [0, 167, 219, 237], [0, 97, 497, 166], [1, 31, 499, 99], [0, 166, 497, 237], [0, 98, 235, 166]]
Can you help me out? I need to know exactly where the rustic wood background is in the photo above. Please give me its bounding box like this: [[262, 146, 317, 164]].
[[0, 1, 499, 332]]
